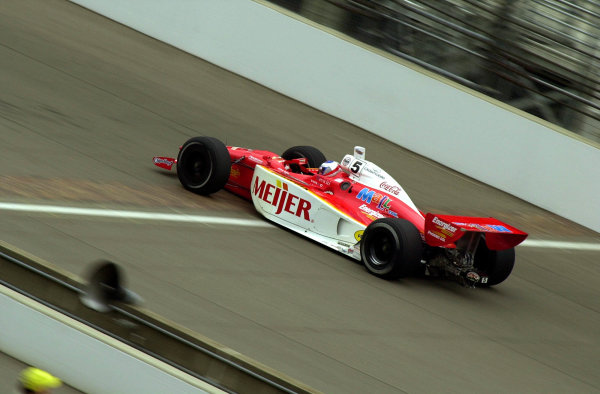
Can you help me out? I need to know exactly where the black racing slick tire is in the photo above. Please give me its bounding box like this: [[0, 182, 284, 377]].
[[281, 146, 327, 170], [177, 136, 231, 195], [474, 243, 515, 287], [360, 218, 423, 280]]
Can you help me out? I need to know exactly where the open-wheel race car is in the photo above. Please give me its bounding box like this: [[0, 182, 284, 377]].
[[153, 136, 528, 287]]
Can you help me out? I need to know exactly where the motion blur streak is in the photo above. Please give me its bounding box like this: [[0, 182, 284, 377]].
[[2, 203, 598, 250], [0, 202, 272, 227], [521, 240, 600, 251]]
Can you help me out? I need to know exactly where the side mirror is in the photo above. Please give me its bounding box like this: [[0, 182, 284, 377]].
[[80, 260, 143, 312]]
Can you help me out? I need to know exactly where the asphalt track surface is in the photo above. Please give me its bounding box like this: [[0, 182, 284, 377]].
[[1, 1, 599, 393]]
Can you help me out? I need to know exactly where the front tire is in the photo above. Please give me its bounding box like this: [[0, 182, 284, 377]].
[[177, 136, 231, 195], [361, 218, 423, 280]]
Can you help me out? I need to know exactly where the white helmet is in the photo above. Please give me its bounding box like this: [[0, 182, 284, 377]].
[[318, 160, 340, 176]]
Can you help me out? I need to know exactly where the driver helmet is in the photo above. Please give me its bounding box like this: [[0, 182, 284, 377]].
[[318, 160, 340, 176]]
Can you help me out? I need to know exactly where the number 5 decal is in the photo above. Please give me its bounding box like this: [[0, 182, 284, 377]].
[[351, 160, 364, 174]]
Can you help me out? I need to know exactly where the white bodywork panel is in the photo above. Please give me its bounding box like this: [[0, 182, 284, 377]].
[[340, 154, 423, 218], [251, 166, 364, 260]]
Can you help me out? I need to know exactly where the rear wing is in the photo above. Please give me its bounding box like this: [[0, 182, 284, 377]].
[[424, 213, 528, 250]]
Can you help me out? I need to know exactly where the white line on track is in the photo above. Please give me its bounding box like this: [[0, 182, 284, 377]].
[[0, 202, 272, 227], [1, 203, 599, 250], [521, 240, 600, 251]]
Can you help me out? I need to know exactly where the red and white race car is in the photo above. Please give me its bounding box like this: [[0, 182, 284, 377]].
[[154, 136, 527, 287]]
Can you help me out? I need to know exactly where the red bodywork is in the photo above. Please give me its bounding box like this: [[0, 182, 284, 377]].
[[225, 147, 426, 229], [154, 146, 527, 251]]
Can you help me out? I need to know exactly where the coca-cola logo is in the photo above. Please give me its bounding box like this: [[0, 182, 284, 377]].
[[380, 182, 401, 196]]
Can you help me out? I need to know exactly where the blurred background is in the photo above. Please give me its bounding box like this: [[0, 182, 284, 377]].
[[268, 0, 600, 143]]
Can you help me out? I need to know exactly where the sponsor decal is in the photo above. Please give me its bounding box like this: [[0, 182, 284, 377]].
[[363, 166, 385, 179], [230, 167, 240, 178], [432, 216, 457, 233], [466, 271, 481, 282], [485, 224, 511, 232], [253, 177, 311, 221], [356, 188, 391, 209], [372, 193, 391, 210], [427, 230, 445, 241], [359, 204, 385, 220], [356, 188, 375, 203], [454, 222, 484, 231], [248, 156, 265, 165], [356, 188, 397, 217], [341, 156, 352, 167], [427, 216, 462, 244], [453, 222, 511, 233], [354, 230, 364, 242], [310, 176, 332, 189], [153, 157, 173, 166], [314, 175, 331, 186], [379, 181, 402, 196]]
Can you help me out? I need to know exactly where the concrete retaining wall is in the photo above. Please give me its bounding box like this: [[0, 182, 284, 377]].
[[69, 0, 599, 233], [0, 286, 216, 393]]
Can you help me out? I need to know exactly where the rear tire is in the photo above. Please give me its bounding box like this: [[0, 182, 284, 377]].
[[361, 218, 423, 280], [177, 136, 231, 195], [281, 146, 326, 171], [474, 243, 515, 287]]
